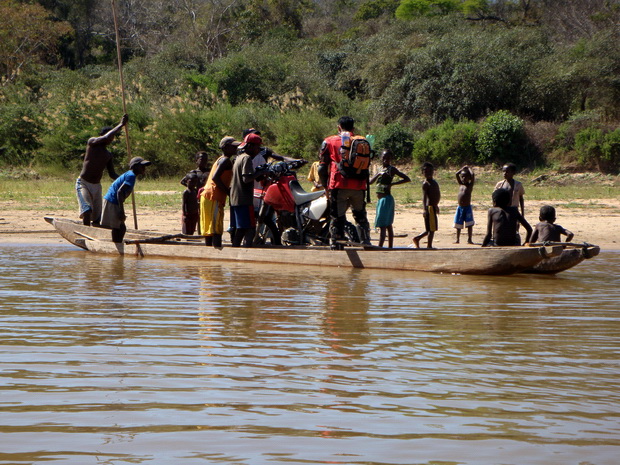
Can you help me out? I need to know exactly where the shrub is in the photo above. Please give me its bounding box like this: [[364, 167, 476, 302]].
[[134, 103, 236, 177], [550, 113, 619, 172], [476, 110, 526, 165], [574, 127, 620, 173], [0, 99, 42, 166], [555, 112, 601, 149], [601, 129, 620, 173], [412, 118, 478, 166], [373, 121, 415, 161], [268, 110, 333, 160], [355, 0, 400, 20]]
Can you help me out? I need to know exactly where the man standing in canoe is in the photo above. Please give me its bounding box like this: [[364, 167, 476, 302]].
[[229, 133, 266, 247], [318, 116, 371, 249], [76, 114, 128, 226], [200, 136, 238, 247], [101, 156, 151, 243]]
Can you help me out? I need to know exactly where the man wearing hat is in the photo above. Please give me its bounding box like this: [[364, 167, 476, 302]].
[[229, 133, 267, 247], [200, 136, 239, 247], [76, 114, 128, 226], [100, 156, 151, 243], [243, 128, 303, 211]]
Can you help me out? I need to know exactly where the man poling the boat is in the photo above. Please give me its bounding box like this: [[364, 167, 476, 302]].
[[75, 114, 128, 227]]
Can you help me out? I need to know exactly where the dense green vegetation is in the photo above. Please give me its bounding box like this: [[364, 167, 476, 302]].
[[1, 0, 619, 177]]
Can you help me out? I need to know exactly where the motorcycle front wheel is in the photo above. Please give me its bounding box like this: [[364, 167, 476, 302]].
[[253, 216, 281, 245]]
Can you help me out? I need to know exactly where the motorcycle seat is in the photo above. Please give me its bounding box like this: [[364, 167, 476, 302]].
[[289, 180, 325, 205]]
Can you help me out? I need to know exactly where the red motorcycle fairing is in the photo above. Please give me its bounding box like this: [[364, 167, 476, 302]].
[[263, 174, 296, 212]]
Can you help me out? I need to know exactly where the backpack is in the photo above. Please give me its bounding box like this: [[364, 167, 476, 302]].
[[338, 135, 373, 180]]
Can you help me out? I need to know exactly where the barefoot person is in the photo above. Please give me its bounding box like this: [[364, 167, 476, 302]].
[[200, 136, 238, 247], [369, 149, 410, 248], [76, 114, 128, 226], [100, 156, 151, 243], [495, 163, 525, 216], [181, 173, 200, 235], [453, 165, 475, 244], [229, 133, 267, 247], [413, 162, 440, 249]]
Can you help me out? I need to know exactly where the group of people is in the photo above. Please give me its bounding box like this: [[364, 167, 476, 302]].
[[409, 160, 574, 249], [76, 113, 574, 249], [180, 129, 299, 247]]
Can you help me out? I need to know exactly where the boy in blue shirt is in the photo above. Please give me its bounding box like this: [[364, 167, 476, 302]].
[[101, 156, 151, 243]]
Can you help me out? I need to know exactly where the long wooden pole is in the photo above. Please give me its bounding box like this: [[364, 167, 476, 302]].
[[111, 0, 138, 229]]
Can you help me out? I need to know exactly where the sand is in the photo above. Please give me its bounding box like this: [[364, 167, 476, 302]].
[[1, 196, 618, 249]]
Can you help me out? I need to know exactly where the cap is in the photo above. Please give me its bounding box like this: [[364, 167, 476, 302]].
[[239, 132, 263, 149], [129, 156, 152, 168], [242, 128, 261, 138], [219, 136, 240, 149]]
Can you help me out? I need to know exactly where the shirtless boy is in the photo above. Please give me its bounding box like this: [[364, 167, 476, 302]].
[[413, 162, 440, 249], [453, 165, 475, 244], [482, 188, 532, 247], [530, 205, 574, 243]]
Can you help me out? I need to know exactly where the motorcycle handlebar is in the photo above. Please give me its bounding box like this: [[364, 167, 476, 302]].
[[255, 160, 307, 178]]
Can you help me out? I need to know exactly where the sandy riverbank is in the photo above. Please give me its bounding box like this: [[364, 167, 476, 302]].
[[1, 197, 618, 249]]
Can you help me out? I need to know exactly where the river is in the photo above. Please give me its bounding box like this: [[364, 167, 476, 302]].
[[0, 243, 618, 465]]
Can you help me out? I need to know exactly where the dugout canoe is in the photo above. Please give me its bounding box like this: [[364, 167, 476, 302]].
[[44, 216, 560, 275], [45, 217, 562, 276], [523, 242, 601, 274]]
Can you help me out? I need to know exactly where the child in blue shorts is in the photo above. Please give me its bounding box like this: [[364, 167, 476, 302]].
[[453, 165, 475, 244]]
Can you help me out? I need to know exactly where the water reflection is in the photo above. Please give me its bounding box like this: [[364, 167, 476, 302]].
[[0, 244, 619, 464]]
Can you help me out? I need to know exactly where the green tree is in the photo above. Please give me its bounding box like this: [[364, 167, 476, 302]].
[[412, 118, 478, 166], [0, 0, 72, 83]]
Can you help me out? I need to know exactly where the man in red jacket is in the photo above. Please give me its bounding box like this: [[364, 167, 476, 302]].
[[318, 116, 371, 249]]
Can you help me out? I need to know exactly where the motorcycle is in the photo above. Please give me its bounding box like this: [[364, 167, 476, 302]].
[[253, 161, 359, 246]]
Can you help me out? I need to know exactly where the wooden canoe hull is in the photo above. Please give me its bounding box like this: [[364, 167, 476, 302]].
[[84, 238, 560, 276], [524, 245, 601, 274], [46, 217, 561, 275], [44, 216, 201, 250]]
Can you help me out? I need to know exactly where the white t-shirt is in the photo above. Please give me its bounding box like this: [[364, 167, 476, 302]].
[[495, 179, 525, 208]]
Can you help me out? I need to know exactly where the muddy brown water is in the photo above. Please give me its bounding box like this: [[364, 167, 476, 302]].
[[1, 244, 618, 464]]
